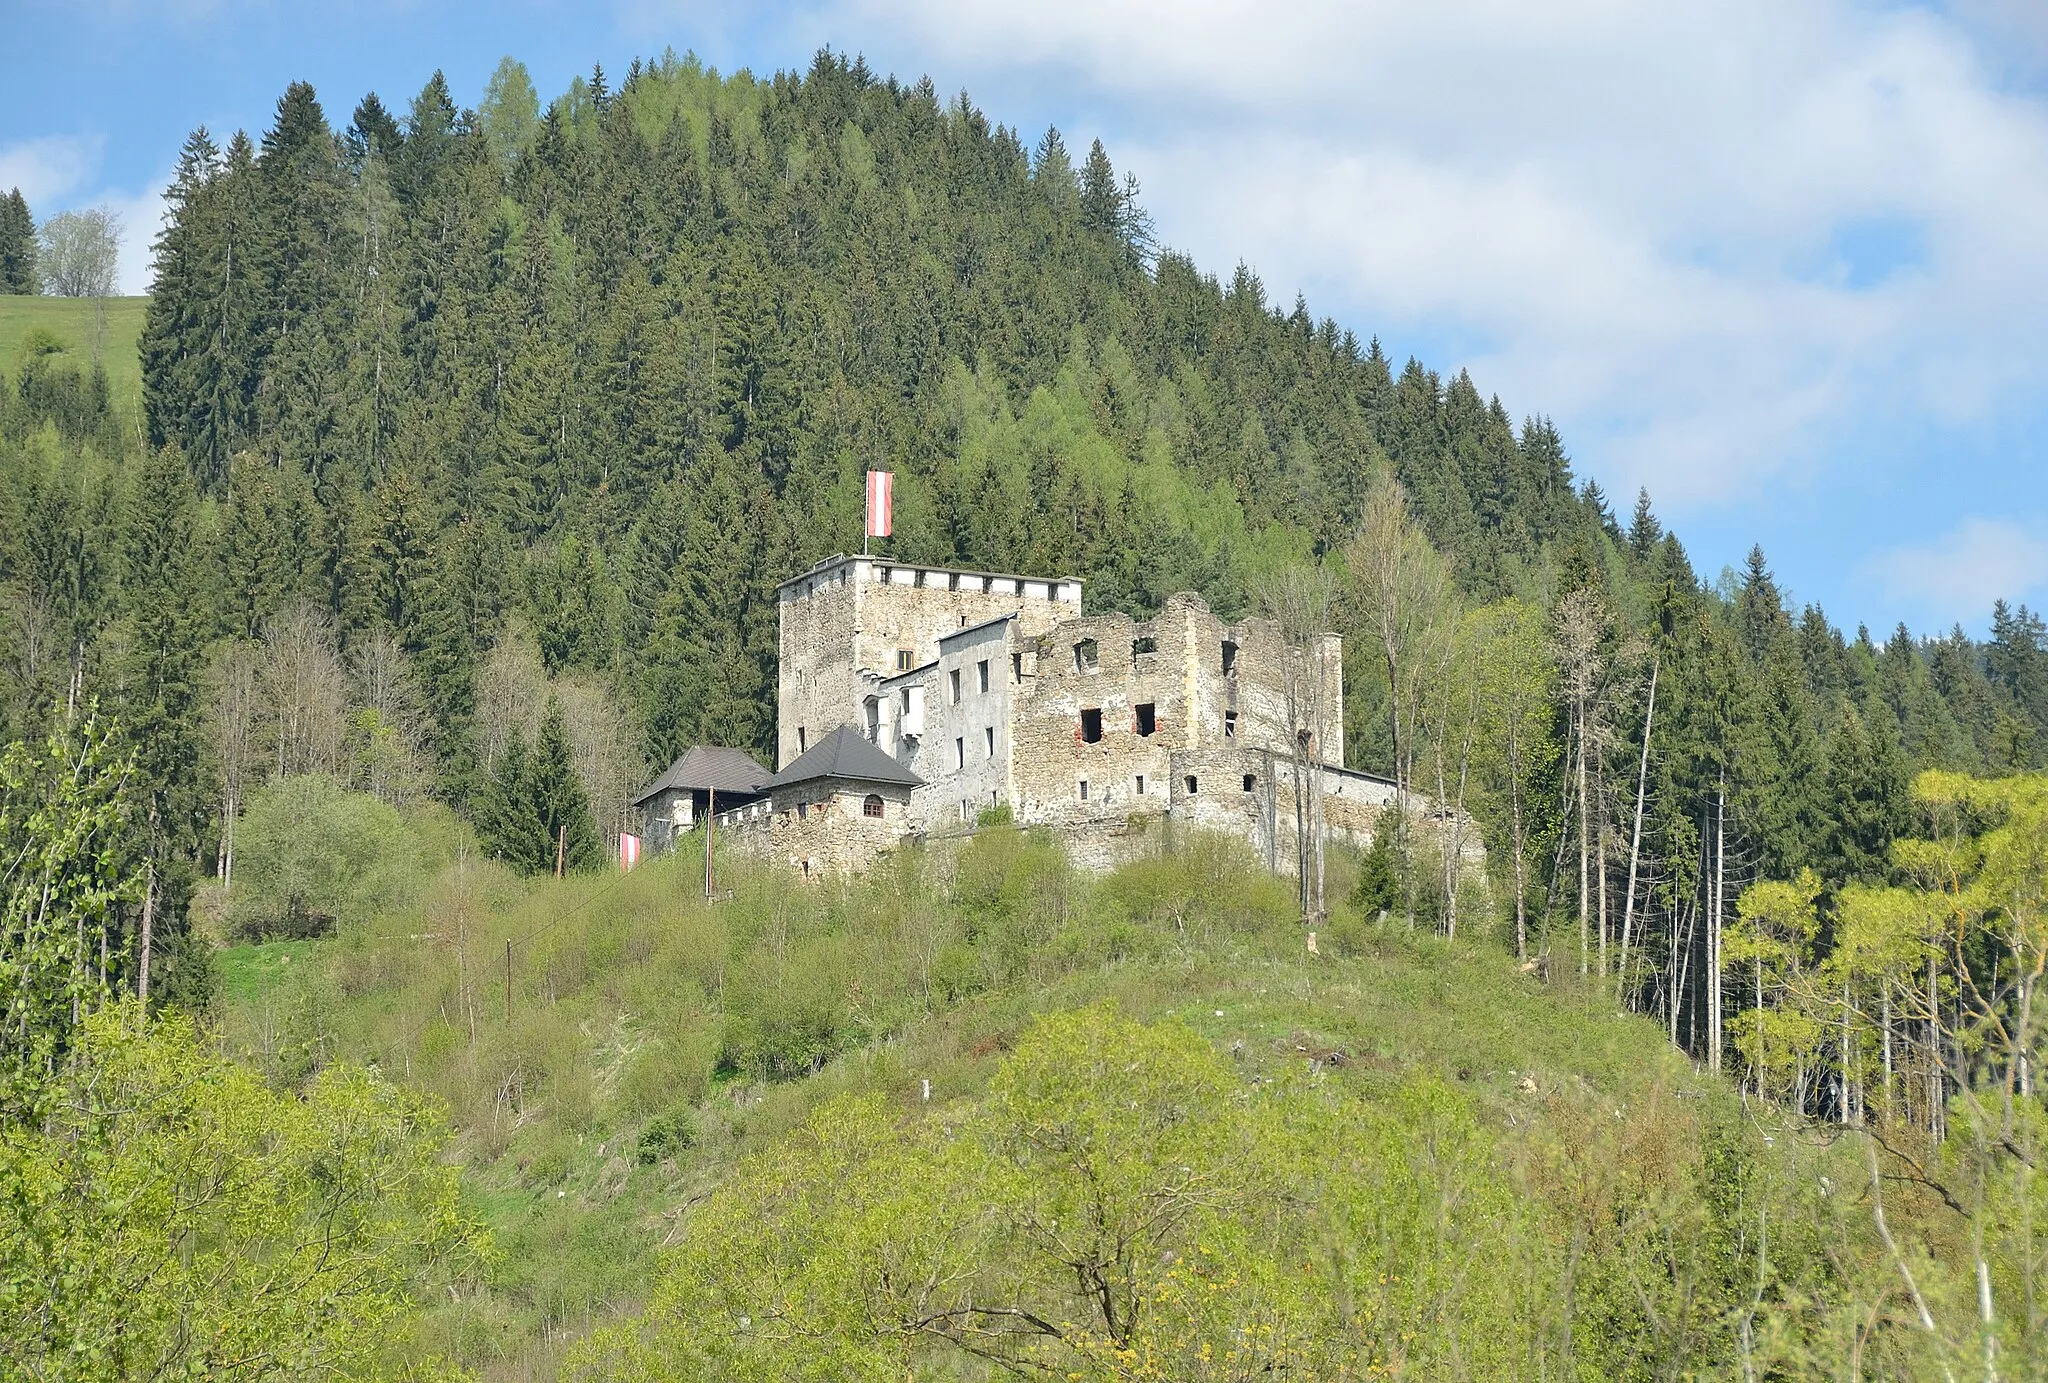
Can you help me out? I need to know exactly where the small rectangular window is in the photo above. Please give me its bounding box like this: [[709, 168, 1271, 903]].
[[1076, 639, 1099, 673], [797, 801, 808, 821], [1135, 774, 1147, 795], [1011, 652, 1023, 683], [1134, 703, 1156, 736], [960, 798, 970, 822], [1132, 635, 1157, 658], [955, 736, 965, 770], [1079, 779, 1090, 801], [897, 648, 913, 671], [1185, 775, 1198, 794], [984, 726, 995, 758], [1243, 774, 1256, 792], [977, 659, 990, 693], [1221, 640, 1238, 676], [1080, 708, 1103, 743], [1224, 711, 1237, 740], [798, 727, 808, 752], [948, 668, 961, 704]]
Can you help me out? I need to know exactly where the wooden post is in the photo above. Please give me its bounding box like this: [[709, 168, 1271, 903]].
[[505, 939, 512, 1023], [556, 823, 566, 879], [704, 787, 717, 900]]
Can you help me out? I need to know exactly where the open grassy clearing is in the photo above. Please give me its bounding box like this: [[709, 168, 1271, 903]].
[[0, 294, 147, 415]]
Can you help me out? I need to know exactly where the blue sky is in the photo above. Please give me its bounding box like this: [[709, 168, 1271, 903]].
[[7, 0, 2048, 640]]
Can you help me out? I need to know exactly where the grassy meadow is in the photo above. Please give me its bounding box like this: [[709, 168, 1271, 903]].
[[0, 294, 148, 416]]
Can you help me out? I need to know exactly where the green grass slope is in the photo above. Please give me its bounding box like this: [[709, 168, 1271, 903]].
[[0, 295, 147, 416], [221, 824, 1851, 1381]]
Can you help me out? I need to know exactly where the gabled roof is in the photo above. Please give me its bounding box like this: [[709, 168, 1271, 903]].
[[769, 724, 923, 789], [633, 745, 774, 806]]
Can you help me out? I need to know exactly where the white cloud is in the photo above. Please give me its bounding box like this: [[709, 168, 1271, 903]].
[[98, 178, 171, 296], [666, 0, 2048, 523], [0, 134, 105, 207], [1876, 519, 2048, 621]]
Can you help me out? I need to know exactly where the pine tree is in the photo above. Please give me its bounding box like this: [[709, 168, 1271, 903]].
[[0, 187, 36, 292]]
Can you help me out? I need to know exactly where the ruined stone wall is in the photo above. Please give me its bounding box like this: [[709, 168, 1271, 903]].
[[718, 780, 915, 878], [1007, 605, 1184, 828]]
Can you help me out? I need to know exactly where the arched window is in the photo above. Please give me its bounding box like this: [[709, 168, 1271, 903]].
[[863, 794, 885, 818]]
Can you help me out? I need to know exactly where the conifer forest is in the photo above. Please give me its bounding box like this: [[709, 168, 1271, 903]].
[[5, 48, 2048, 1381]]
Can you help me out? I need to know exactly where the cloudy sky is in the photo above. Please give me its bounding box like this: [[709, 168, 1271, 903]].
[[7, 0, 2046, 637]]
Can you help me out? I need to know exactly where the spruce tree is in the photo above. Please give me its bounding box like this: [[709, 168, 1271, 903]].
[[474, 729, 548, 872], [0, 187, 35, 293], [531, 700, 601, 873]]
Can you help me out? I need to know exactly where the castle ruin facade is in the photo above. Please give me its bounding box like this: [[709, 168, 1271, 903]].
[[715, 555, 1405, 877]]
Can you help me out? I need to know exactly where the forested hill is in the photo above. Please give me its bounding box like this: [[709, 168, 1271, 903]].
[[7, 47, 2048, 1015], [133, 49, 1587, 764]]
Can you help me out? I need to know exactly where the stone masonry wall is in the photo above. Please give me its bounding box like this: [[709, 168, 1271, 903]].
[[718, 780, 915, 877]]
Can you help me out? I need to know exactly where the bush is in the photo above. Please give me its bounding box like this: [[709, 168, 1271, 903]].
[[636, 1107, 697, 1164], [228, 776, 420, 940]]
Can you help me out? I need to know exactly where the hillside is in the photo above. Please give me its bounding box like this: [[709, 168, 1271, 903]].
[[2, 44, 2045, 1381], [219, 824, 1852, 1381]]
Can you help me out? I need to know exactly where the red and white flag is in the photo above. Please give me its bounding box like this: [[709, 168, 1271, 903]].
[[866, 469, 894, 539], [618, 832, 642, 872]]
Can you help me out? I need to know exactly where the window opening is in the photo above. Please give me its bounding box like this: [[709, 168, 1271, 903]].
[[1075, 639, 1099, 673], [955, 737, 965, 770], [948, 668, 961, 704], [1079, 779, 1090, 801], [984, 726, 996, 758], [977, 659, 990, 693], [897, 648, 913, 671], [863, 794, 884, 818], [1132, 635, 1157, 659], [1134, 703, 1156, 736], [1221, 640, 1238, 676], [1135, 774, 1147, 795], [1080, 708, 1103, 743], [1243, 774, 1257, 792], [1224, 711, 1238, 740], [1011, 652, 1023, 683], [1185, 775, 1199, 794], [797, 801, 808, 821], [798, 727, 808, 753]]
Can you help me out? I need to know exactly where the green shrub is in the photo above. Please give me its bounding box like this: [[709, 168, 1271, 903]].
[[227, 776, 420, 940], [636, 1107, 697, 1164]]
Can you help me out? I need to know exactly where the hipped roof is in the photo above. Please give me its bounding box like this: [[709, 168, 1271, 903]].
[[633, 745, 774, 806], [768, 724, 922, 789]]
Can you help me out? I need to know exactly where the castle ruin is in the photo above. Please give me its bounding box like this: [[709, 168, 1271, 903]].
[[707, 555, 1406, 877]]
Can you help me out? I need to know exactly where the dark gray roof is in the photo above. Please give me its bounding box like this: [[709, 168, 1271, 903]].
[[633, 745, 773, 806], [769, 724, 922, 789]]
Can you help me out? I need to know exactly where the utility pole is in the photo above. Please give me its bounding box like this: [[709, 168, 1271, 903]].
[[556, 823, 566, 879], [505, 939, 512, 1023]]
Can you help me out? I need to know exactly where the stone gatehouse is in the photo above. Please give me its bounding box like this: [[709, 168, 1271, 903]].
[[715, 554, 1412, 877]]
